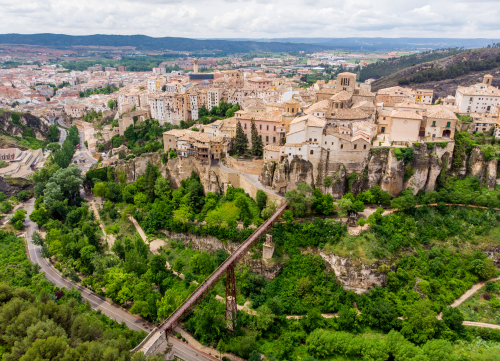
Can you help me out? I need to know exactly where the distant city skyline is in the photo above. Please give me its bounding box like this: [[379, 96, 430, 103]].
[[0, 0, 499, 39]]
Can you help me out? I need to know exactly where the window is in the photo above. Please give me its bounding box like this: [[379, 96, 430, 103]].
[[244, 123, 247, 129], [354, 144, 357, 149], [309, 138, 312, 141], [274, 126, 276, 131], [266, 125, 269, 131], [364, 144, 367, 149], [266, 136, 269, 142], [325, 141, 327, 145], [332, 142, 334, 145], [381, 126, 386, 133], [432, 121, 436, 127], [260, 124, 262, 130], [341, 144, 344, 149], [273, 137, 276, 142], [446, 121, 451, 127], [310, 150, 314, 155]]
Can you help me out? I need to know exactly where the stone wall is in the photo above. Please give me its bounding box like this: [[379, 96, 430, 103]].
[[226, 157, 264, 176]]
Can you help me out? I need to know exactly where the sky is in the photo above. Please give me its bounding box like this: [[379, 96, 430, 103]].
[[0, 0, 500, 39]]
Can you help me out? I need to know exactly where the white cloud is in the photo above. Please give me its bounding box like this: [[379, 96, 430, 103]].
[[0, 0, 498, 38]]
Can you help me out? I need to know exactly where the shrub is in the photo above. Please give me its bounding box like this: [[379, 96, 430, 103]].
[[483, 293, 492, 300]]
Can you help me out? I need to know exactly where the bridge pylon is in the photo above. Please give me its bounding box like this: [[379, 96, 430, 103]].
[[225, 264, 237, 330]]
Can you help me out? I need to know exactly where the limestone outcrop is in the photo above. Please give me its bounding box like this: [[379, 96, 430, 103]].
[[318, 251, 388, 293]]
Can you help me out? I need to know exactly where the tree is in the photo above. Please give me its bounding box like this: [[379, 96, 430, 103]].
[[47, 125, 61, 143], [20, 336, 67, 361], [217, 339, 227, 359], [401, 300, 437, 344], [17, 190, 31, 202], [144, 162, 159, 202], [124, 124, 136, 142], [234, 120, 248, 155], [47, 142, 61, 152], [250, 120, 264, 156], [256, 190, 267, 211], [107, 99, 116, 109], [154, 177, 172, 200], [442, 307, 464, 334], [391, 193, 416, 211], [285, 183, 315, 217]]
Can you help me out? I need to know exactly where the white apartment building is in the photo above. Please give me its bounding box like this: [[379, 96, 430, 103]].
[[207, 88, 222, 110], [415, 89, 433, 104], [189, 94, 199, 121], [455, 75, 500, 114], [147, 77, 157, 92]]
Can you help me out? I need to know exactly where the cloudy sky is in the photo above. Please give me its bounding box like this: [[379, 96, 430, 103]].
[[0, 0, 499, 39]]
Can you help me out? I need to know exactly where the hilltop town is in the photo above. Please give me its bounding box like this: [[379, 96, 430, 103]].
[[1, 56, 500, 198]]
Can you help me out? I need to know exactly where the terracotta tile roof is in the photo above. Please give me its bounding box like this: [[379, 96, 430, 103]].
[[264, 145, 284, 152], [329, 108, 369, 120], [317, 87, 338, 95], [426, 106, 458, 120], [352, 100, 376, 109], [304, 99, 329, 115], [163, 129, 190, 137], [330, 90, 352, 101], [391, 110, 423, 120], [356, 88, 375, 97], [457, 84, 500, 97]]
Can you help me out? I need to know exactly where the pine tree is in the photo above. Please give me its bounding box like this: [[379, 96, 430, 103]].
[[144, 161, 159, 202], [234, 120, 248, 155], [250, 120, 264, 156]]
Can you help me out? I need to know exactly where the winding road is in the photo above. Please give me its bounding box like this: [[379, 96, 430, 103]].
[[23, 198, 218, 361]]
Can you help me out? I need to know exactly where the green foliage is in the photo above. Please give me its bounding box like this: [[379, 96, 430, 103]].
[[234, 120, 248, 155], [285, 183, 315, 217], [394, 147, 415, 164], [359, 48, 464, 81], [250, 120, 264, 157]]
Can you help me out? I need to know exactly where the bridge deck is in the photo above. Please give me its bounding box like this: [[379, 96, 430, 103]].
[[159, 201, 288, 333]]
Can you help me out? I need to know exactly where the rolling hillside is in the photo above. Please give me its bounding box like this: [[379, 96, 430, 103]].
[[0, 33, 328, 53], [370, 47, 500, 98]]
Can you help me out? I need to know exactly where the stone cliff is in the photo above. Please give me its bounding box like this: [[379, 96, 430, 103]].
[[261, 142, 459, 197], [0, 110, 51, 143]]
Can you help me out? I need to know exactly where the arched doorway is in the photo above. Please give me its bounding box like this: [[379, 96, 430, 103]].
[[442, 129, 451, 138]]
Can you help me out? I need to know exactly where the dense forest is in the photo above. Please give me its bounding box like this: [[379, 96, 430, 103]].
[[0, 230, 162, 360], [358, 48, 464, 81]]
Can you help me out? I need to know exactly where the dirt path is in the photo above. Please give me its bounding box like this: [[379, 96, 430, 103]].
[[90, 201, 115, 248], [128, 216, 147, 241], [462, 321, 500, 329], [449, 276, 500, 308]]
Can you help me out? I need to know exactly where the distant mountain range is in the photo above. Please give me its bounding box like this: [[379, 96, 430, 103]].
[[0, 34, 328, 53], [206, 37, 500, 51]]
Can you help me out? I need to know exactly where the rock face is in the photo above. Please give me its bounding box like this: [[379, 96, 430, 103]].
[[159, 229, 282, 279], [0, 177, 33, 196], [0, 111, 51, 143], [468, 147, 486, 179], [380, 150, 405, 197], [319, 251, 387, 293], [486, 159, 498, 190], [260, 142, 460, 197]]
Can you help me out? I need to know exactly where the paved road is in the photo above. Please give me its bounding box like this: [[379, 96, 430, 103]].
[[59, 127, 67, 146], [24, 199, 151, 333]]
